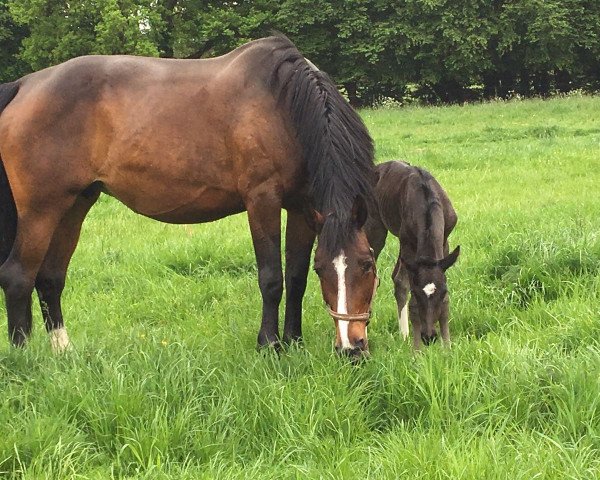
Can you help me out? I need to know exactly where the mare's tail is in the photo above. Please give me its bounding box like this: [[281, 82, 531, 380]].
[[0, 82, 20, 265]]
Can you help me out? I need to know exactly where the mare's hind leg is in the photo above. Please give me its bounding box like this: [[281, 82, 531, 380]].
[[246, 186, 283, 349], [36, 188, 100, 352], [282, 210, 315, 345], [391, 253, 410, 340], [0, 199, 75, 346]]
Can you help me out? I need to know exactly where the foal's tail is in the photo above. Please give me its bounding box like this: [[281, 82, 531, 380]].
[[0, 82, 20, 265]]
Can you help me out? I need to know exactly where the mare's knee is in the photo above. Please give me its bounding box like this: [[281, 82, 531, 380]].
[[259, 267, 283, 303], [0, 262, 35, 298]]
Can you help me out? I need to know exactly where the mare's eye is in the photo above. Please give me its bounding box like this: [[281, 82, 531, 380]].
[[359, 260, 373, 272], [313, 265, 323, 276]]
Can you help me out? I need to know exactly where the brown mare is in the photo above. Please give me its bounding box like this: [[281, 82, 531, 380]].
[[366, 161, 460, 350], [0, 35, 377, 356]]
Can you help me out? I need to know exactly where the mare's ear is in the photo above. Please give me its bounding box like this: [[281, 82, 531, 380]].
[[439, 245, 460, 271], [351, 195, 368, 229], [401, 257, 418, 275], [304, 206, 325, 234]]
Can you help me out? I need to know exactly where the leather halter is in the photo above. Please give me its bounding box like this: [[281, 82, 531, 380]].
[[327, 249, 379, 325]]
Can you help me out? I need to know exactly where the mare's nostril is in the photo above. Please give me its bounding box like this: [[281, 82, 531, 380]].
[[354, 338, 366, 350]]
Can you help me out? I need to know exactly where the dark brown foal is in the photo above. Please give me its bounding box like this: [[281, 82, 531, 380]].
[[366, 161, 459, 350]]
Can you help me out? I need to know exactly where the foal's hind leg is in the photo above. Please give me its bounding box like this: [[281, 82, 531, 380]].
[[391, 253, 410, 340], [36, 189, 99, 352], [364, 213, 387, 260], [0, 199, 75, 346], [283, 210, 315, 345]]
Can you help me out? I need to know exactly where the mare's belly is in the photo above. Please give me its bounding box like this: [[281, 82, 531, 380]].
[[103, 182, 245, 224]]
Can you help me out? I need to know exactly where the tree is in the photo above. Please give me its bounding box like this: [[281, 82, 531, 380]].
[[8, 0, 162, 71], [2, 0, 599, 103], [0, 0, 28, 81]]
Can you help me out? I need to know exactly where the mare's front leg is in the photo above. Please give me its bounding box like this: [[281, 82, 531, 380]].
[[283, 210, 315, 345], [246, 187, 283, 350]]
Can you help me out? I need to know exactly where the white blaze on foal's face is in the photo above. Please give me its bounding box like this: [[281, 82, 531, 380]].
[[332, 250, 352, 349], [423, 282, 437, 297]]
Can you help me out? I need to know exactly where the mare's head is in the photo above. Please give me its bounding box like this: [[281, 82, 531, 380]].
[[402, 246, 460, 345], [311, 196, 377, 359]]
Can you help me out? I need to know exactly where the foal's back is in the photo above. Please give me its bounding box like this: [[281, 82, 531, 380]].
[[372, 161, 456, 253]]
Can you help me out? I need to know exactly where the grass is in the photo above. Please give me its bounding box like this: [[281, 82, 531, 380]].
[[1, 94, 599, 479]]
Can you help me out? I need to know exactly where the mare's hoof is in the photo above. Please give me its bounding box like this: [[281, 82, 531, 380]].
[[50, 327, 73, 354], [256, 336, 282, 354], [282, 335, 304, 349]]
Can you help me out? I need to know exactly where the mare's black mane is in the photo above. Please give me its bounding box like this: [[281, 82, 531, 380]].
[[261, 35, 375, 254]]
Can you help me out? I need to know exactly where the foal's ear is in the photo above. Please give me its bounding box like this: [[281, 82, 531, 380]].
[[351, 195, 368, 229], [439, 245, 460, 271]]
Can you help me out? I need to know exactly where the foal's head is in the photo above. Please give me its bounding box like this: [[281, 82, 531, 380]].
[[403, 246, 460, 345], [311, 197, 377, 359]]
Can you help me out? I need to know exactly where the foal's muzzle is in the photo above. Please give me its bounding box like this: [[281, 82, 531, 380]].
[[421, 331, 438, 346]]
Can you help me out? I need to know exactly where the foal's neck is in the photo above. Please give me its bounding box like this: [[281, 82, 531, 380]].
[[415, 203, 445, 260]]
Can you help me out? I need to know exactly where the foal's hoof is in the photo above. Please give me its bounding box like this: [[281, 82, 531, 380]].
[[421, 332, 438, 346]]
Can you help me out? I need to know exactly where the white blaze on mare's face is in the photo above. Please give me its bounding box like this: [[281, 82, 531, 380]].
[[332, 251, 352, 349], [50, 327, 71, 353], [423, 282, 437, 297]]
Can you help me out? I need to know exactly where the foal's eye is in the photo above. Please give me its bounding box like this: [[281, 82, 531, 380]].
[[313, 265, 323, 276]]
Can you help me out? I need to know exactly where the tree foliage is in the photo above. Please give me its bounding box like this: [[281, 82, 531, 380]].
[[0, 0, 27, 82], [1, 0, 599, 104]]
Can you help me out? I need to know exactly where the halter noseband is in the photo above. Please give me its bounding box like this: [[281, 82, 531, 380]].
[[327, 249, 379, 325]]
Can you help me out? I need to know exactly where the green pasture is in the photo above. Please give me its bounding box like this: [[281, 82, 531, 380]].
[[1, 95, 599, 479]]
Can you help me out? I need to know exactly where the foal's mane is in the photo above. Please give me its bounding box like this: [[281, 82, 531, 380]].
[[260, 35, 375, 254], [414, 167, 441, 232]]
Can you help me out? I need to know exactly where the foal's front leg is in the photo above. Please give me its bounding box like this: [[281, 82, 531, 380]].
[[439, 297, 451, 347], [408, 296, 423, 351], [391, 255, 410, 340], [246, 188, 283, 350]]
